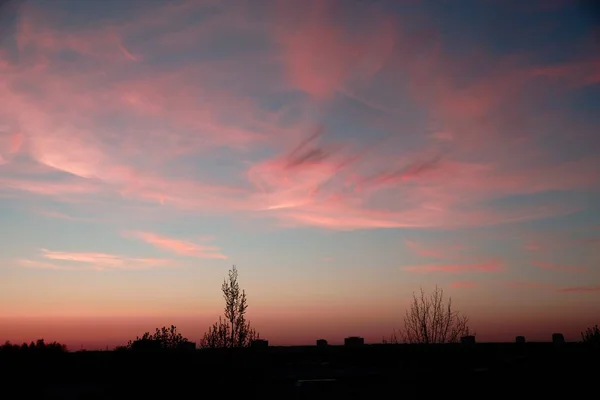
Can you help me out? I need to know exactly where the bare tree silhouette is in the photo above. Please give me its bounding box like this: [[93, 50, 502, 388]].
[[581, 324, 600, 345], [200, 265, 259, 348], [389, 286, 470, 344]]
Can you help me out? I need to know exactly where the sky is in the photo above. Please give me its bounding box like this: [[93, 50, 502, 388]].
[[0, 0, 599, 349]]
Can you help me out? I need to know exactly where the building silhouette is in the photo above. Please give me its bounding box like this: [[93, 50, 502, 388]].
[[177, 341, 196, 351], [552, 333, 565, 344], [344, 337, 364, 347], [460, 335, 476, 345], [251, 339, 269, 348], [131, 339, 162, 351]]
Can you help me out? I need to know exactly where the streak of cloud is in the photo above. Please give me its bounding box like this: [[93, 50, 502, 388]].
[[558, 285, 600, 293], [30, 249, 174, 271], [128, 231, 228, 259], [0, 0, 597, 231], [450, 281, 478, 289], [533, 261, 588, 273], [404, 261, 503, 274]]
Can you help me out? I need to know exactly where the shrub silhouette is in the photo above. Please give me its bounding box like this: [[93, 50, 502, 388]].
[[1, 339, 67, 353], [200, 265, 259, 348], [581, 324, 600, 345], [126, 325, 188, 349]]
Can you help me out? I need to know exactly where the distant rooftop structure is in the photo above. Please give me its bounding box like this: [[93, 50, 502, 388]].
[[131, 339, 196, 351], [344, 336, 364, 347], [130, 339, 162, 351], [552, 333, 565, 344], [316, 339, 328, 347], [177, 341, 196, 351], [460, 335, 476, 345], [251, 339, 269, 348], [515, 336, 526, 344]]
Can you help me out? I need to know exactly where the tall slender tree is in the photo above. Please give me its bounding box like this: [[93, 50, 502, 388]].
[[201, 266, 259, 348]]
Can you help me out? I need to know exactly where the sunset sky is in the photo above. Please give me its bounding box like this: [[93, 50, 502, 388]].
[[1, 0, 599, 349]]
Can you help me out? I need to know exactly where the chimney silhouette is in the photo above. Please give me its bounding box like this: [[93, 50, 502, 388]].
[[552, 333, 565, 344]]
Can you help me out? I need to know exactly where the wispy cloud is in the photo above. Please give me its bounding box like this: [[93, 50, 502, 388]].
[[128, 231, 227, 259], [17, 259, 75, 271], [0, 0, 598, 234], [404, 261, 502, 274], [19, 249, 174, 271], [275, 0, 396, 100], [503, 281, 555, 289], [524, 242, 542, 252], [35, 209, 99, 223], [533, 261, 587, 273], [558, 285, 600, 293], [450, 281, 478, 289]]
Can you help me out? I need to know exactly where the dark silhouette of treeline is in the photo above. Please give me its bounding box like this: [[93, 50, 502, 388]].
[[0, 338, 66, 353]]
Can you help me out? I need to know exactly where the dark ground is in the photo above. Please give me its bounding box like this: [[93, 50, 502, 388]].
[[1, 343, 598, 399]]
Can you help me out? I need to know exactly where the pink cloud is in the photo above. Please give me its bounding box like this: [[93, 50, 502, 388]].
[[9, 132, 22, 154], [404, 260, 502, 274], [450, 281, 478, 289], [36, 210, 82, 221], [14, 2, 147, 65], [558, 285, 600, 293], [1, 0, 597, 233], [1, 4, 281, 189], [128, 231, 227, 260], [385, 24, 599, 161], [504, 281, 554, 289], [0, 177, 102, 197], [274, 0, 396, 99], [246, 128, 355, 213], [361, 157, 600, 203], [245, 147, 585, 230], [517, 229, 600, 260], [530, 58, 600, 89], [34, 249, 173, 271], [533, 261, 587, 273], [0, 131, 22, 164], [17, 259, 76, 271], [524, 242, 542, 252]]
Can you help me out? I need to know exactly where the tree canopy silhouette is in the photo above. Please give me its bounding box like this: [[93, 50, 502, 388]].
[[200, 265, 259, 348], [581, 324, 600, 345], [388, 286, 470, 344], [126, 325, 188, 349], [1, 338, 67, 353]]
